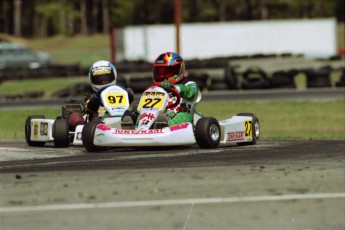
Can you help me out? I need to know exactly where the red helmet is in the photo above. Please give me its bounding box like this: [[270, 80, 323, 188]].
[[153, 52, 185, 84]]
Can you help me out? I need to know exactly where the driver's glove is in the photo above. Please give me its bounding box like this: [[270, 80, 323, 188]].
[[160, 80, 174, 92], [86, 85, 109, 113]]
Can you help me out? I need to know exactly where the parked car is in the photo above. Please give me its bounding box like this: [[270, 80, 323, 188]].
[[0, 43, 51, 70]]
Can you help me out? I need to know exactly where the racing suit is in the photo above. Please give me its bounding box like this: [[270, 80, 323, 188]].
[[165, 81, 200, 126]]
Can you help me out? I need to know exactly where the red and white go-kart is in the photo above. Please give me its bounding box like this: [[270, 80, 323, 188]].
[[82, 82, 260, 152]]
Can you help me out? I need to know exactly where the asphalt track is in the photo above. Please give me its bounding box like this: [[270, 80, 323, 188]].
[[0, 140, 344, 229]]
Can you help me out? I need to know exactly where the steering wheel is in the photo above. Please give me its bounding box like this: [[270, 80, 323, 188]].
[[150, 82, 181, 109]]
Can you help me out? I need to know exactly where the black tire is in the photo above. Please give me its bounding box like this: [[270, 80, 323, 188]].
[[335, 68, 345, 87], [208, 78, 228, 91], [236, 113, 260, 145], [195, 117, 221, 148], [25, 115, 46, 147], [269, 70, 296, 89], [129, 76, 153, 93], [305, 67, 332, 88], [53, 118, 70, 148], [188, 73, 208, 91], [82, 120, 104, 152], [241, 67, 270, 89], [224, 64, 238, 90]]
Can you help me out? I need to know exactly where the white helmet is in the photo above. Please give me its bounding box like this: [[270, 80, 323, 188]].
[[89, 60, 117, 91]]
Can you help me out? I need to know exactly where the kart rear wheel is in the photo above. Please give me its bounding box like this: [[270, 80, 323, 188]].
[[82, 120, 104, 152], [25, 115, 46, 147], [236, 113, 260, 145], [195, 117, 221, 148], [53, 118, 70, 148]]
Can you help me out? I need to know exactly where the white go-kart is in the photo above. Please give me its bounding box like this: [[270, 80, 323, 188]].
[[24, 85, 131, 147], [82, 83, 260, 152]]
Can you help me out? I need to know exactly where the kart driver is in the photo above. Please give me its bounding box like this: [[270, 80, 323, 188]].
[[85, 60, 134, 119], [121, 52, 200, 128]]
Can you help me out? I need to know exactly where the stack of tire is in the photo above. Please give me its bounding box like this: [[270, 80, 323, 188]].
[[241, 67, 270, 89], [198, 64, 239, 91], [187, 65, 239, 91], [335, 68, 345, 87], [224, 64, 239, 90], [304, 66, 332, 88], [188, 72, 208, 91], [269, 69, 297, 89], [128, 75, 153, 93]]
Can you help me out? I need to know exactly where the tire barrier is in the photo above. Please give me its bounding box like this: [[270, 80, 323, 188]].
[[335, 68, 345, 87], [269, 70, 297, 89], [128, 76, 153, 94], [0, 64, 82, 81], [0, 90, 44, 101], [1, 54, 343, 103], [224, 64, 238, 90], [241, 67, 270, 90], [186, 57, 229, 69], [188, 72, 208, 91], [116, 74, 128, 88], [116, 60, 151, 73], [305, 66, 332, 88], [52, 82, 90, 98], [208, 77, 228, 91]]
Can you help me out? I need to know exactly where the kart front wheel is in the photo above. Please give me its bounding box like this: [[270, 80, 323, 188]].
[[236, 113, 260, 145], [53, 118, 70, 148], [25, 115, 46, 147], [195, 117, 221, 148], [82, 120, 104, 152]]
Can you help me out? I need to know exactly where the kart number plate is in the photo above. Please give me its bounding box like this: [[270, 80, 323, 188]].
[[138, 92, 166, 110], [105, 92, 127, 106], [245, 120, 252, 138]]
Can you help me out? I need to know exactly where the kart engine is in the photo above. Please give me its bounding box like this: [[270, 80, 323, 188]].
[[61, 99, 84, 119]]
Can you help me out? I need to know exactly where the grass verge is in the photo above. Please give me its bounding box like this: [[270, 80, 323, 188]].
[[197, 100, 345, 140]]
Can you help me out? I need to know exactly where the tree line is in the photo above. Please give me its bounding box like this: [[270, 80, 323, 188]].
[[0, 0, 343, 38]]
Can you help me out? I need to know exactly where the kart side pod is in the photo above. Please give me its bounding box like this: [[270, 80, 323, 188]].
[[219, 113, 260, 145]]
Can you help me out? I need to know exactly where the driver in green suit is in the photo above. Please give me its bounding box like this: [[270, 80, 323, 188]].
[[121, 52, 200, 128]]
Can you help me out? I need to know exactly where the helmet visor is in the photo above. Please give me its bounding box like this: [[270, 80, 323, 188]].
[[91, 67, 115, 85], [91, 73, 114, 85], [153, 65, 181, 82]]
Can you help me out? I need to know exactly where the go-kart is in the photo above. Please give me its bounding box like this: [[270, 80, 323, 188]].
[[25, 85, 130, 147], [82, 82, 260, 152]]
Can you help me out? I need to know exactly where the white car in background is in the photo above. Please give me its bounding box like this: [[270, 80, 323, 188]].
[[0, 43, 51, 70]]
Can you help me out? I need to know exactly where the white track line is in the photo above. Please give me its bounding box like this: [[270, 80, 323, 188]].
[[0, 193, 344, 213]]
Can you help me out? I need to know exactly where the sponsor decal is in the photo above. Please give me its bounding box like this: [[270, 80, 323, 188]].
[[227, 131, 244, 141], [170, 123, 189, 132], [113, 129, 164, 134], [155, 60, 165, 64], [143, 92, 165, 97], [140, 113, 155, 121], [40, 122, 48, 136], [33, 121, 39, 138], [92, 66, 111, 76], [97, 123, 112, 131]]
